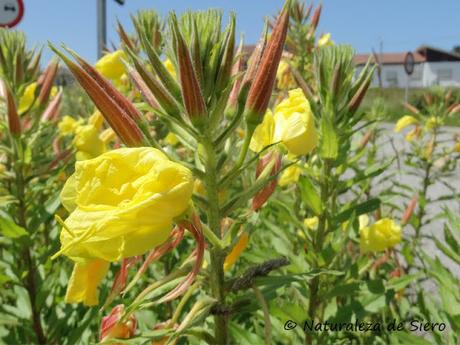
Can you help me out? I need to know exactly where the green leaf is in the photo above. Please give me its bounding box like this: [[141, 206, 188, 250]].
[[319, 116, 338, 159], [298, 176, 322, 215], [0, 217, 28, 238], [335, 198, 381, 223], [386, 273, 422, 291]]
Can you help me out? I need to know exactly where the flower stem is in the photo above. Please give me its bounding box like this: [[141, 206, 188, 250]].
[[202, 137, 229, 345]]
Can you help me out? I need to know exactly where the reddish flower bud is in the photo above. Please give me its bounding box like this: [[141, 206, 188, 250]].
[[38, 60, 59, 105], [403, 102, 420, 115], [100, 305, 136, 343], [358, 130, 373, 150], [41, 89, 62, 121], [226, 42, 245, 112], [50, 44, 146, 147], [348, 72, 373, 115], [172, 16, 207, 125], [308, 4, 322, 36], [245, 5, 289, 126], [448, 103, 460, 115], [0, 79, 21, 135], [252, 152, 282, 211], [402, 196, 417, 225]]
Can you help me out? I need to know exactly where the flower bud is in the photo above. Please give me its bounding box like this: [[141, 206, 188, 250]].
[[245, 4, 289, 126], [402, 196, 417, 225], [38, 60, 59, 105], [172, 16, 207, 126], [252, 152, 282, 211], [403, 102, 420, 114], [100, 305, 137, 344], [41, 89, 62, 122], [50, 44, 146, 147], [307, 4, 322, 37], [0, 79, 21, 135]]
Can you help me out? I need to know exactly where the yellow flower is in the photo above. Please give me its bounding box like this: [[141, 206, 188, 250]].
[[279, 164, 302, 186], [165, 132, 179, 146], [18, 82, 58, 114], [360, 218, 401, 253], [164, 59, 176, 79], [304, 216, 319, 230], [250, 110, 275, 153], [73, 124, 106, 161], [250, 89, 318, 156], [224, 232, 249, 271], [56, 148, 193, 305], [359, 214, 369, 229], [65, 259, 110, 306], [276, 60, 296, 90], [273, 89, 318, 156], [425, 116, 439, 132], [95, 50, 126, 81], [394, 115, 418, 133], [0, 163, 5, 174], [454, 141, 460, 153], [58, 116, 83, 136], [317, 33, 334, 48]]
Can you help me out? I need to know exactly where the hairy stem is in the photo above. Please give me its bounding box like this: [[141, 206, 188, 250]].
[[202, 138, 228, 345]]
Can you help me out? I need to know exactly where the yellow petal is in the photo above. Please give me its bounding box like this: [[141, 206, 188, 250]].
[[95, 50, 126, 81], [360, 218, 401, 253], [318, 33, 334, 47], [58, 148, 194, 262], [394, 115, 418, 133], [250, 110, 275, 152], [304, 216, 319, 230], [273, 89, 317, 156], [65, 259, 110, 306], [164, 59, 176, 79], [279, 164, 302, 187], [73, 124, 106, 160], [18, 82, 37, 114]]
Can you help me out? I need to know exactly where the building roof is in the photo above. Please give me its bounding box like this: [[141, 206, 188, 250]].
[[353, 45, 460, 66]]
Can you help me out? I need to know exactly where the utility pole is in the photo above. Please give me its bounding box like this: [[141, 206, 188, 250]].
[[97, 0, 107, 59], [97, 0, 125, 59]]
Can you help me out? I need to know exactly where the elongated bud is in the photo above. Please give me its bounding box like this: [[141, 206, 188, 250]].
[[0, 79, 21, 135], [41, 89, 62, 121], [215, 14, 236, 93], [402, 196, 417, 225], [117, 21, 135, 51], [308, 4, 322, 36], [358, 130, 373, 150], [242, 31, 268, 90], [403, 102, 420, 114], [50, 44, 146, 147], [252, 152, 282, 211], [245, 4, 289, 126], [127, 66, 159, 110], [226, 41, 245, 112], [348, 68, 373, 115], [126, 50, 181, 116], [172, 16, 207, 126], [99, 305, 137, 343], [38, 60, 59, 105], [448, 103, 460, 115], [423, 93, 433, 106]]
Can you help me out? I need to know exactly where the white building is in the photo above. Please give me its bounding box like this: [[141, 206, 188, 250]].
[[354, 46, 460, 88]]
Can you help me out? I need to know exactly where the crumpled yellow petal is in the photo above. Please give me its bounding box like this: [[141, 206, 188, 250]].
[[65, 259, 110, 306], [95, 50, 126, 81], [394, 115, 418, 133], [58, 147, 194, 262], [279, 164, 302, 187], [273, 89, 318, 156], [250, 110, 275, 153], [73, 124, 106, 161], [360, 218, 401, 253]]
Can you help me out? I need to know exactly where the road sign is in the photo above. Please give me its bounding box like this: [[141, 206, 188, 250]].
[[404, 52, 415, 76], [0, 0, 24, 28]]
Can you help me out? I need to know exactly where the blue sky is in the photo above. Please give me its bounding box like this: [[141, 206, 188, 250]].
[[13, 0, 460, 63]]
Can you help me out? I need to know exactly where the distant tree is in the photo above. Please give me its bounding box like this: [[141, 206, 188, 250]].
[[452, 45, 460, 55]]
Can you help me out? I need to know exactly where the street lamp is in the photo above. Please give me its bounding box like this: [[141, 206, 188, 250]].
[[97, 0, 125, 59]]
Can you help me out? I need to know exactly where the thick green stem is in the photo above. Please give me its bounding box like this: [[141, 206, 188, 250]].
[[202, 138, 229, 345], [305, 160, 333, 345], [14, 152, 47, 345]]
